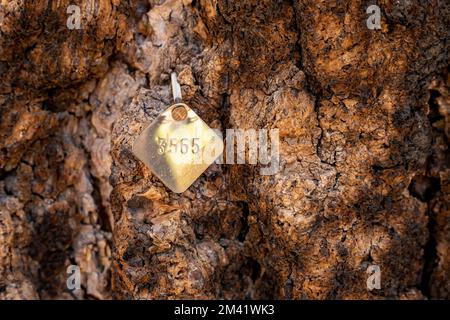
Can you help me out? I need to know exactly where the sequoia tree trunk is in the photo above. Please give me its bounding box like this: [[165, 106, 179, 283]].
[[0, 0, 449, 299]]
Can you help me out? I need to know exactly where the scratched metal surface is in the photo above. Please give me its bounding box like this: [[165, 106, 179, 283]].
[[132, 103, 224, 193]]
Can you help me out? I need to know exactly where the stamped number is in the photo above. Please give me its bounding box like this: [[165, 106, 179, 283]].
[[157, 137, 200, 155]]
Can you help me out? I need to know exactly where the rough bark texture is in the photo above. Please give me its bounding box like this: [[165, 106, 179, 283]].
[[0, 0, 449, 299]]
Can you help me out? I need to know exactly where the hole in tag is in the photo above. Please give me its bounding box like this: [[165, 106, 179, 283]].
[[171, 105, 188, 121]]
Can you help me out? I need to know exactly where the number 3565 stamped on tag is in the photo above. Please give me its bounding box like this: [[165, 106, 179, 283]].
[[132, 102, 224, 193]]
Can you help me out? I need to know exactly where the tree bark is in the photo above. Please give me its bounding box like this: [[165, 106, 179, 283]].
[[0, 0, 449, 299]]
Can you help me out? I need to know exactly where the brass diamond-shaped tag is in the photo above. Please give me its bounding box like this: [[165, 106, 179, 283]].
[[132, 102, 224, 193]]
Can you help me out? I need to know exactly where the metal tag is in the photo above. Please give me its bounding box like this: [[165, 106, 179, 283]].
[[132, 103, 224, 193]]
